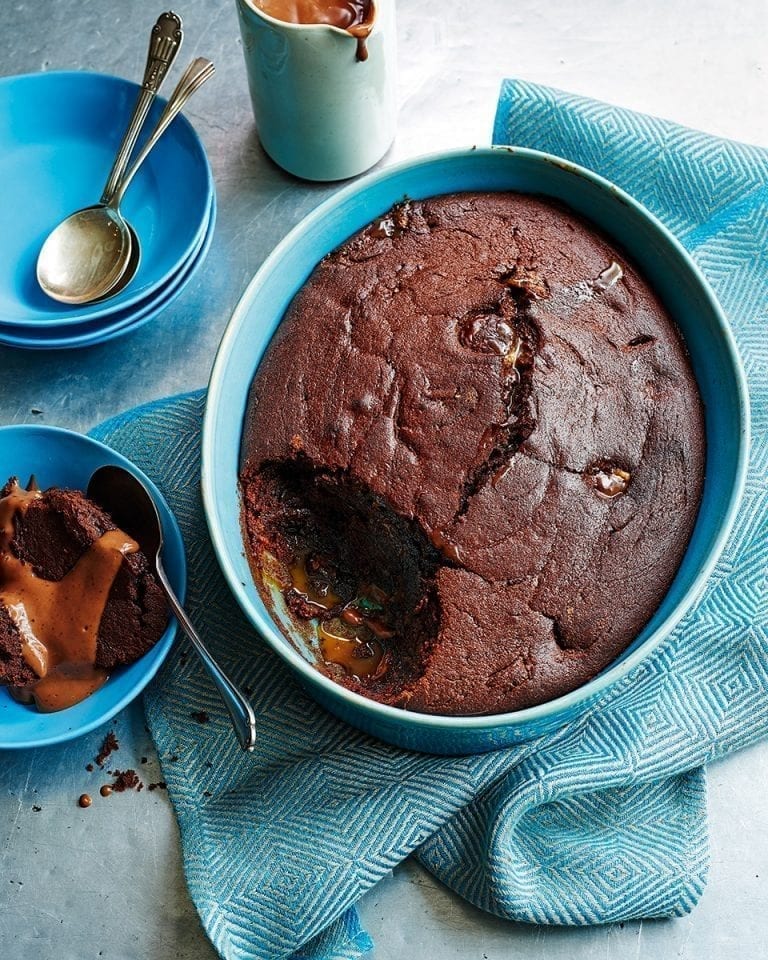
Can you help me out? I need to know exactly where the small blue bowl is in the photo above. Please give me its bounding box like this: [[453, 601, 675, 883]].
[[0, 425, 186, 749], [0, 195, 217, 351], [0, 71, 213, 327], [202, 147, 749, 755]]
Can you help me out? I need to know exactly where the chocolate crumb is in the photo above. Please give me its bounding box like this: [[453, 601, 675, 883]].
[[190, 710, 210, 724], [169, 754, 179, 763], [148, 781, 167, 792], [110, 769, 142, 793], [140, 756, 148, 765], [85, 763, 94, 772], [78, 794, 92, 808], [31, 805, 42, 812], [203, 790, 212, 798], [95, 731, 119, 767]]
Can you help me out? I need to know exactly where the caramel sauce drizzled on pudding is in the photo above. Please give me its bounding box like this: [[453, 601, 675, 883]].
[[0, 478, 168, 712], [253, 0, 375, 60], [0, 481, 138, 711]]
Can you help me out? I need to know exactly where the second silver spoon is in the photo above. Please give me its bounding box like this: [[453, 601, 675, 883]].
[[37, 56, 215, 305]]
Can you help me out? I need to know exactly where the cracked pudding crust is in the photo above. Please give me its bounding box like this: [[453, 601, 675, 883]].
[[239, 192, 705, 716]]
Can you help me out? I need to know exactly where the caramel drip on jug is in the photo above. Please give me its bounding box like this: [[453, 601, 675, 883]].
[[254, 0, 375, 60], [0, 482, 138, 711]]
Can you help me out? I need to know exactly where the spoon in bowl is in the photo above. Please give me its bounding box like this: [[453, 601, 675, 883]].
[[87, 464, 257, 752], [87, 224, 141, 304], [35, 11, 182, 305], [37, 56, 215, 305]]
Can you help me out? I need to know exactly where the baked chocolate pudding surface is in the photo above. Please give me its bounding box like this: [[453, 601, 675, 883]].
[[240, 192, 705, 716]]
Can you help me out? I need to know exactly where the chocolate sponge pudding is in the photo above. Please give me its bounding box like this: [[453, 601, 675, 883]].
[[240, 192, 705, 716], [0, 478, 167, 711]]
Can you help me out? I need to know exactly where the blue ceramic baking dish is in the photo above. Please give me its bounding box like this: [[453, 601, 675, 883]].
[[202, 147, 749, 755]]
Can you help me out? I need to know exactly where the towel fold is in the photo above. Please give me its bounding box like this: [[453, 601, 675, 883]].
[[89, 79, 768, 960]]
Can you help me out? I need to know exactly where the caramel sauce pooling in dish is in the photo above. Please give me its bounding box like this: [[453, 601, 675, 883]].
[[288, 554, 341, 612], [0, 482, 138, 712], [318, 621, 387, 680], [284, 555, 393, 681], [253, 0, 375, 60]]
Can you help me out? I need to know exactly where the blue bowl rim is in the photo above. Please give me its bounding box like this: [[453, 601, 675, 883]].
[[0, 193, 218, 351], [202, 144, 750, 733], [0, 69, 214, 327], [0, 423, 186, 749]]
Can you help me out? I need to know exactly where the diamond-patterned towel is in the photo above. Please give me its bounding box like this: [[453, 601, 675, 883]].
[[89, 80, 768, 960]]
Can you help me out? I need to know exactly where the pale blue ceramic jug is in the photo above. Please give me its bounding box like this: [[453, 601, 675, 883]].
[[236, 0, 397, 181]]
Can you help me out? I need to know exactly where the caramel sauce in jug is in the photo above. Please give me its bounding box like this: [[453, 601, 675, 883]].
[[254, 0, 375, 60]]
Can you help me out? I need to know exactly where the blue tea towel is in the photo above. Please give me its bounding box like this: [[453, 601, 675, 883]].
[[90, 80, 768, 960]]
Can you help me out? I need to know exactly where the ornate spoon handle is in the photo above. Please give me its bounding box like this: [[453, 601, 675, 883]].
[[112, 58, 215, 206], [100, 11, 183, 205]]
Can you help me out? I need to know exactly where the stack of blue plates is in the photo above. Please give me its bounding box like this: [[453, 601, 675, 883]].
[[0, 72, 215, 350]]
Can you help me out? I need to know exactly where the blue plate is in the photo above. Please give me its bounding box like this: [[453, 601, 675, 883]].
[[202, 147, 749, 755], [0, 426, 186, 749], [0, 71, 213, 327], [0, 196, 216, 350]]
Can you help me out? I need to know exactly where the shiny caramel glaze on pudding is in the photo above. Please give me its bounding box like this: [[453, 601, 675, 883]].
[[0, 478, 167, 712], [240, 192, 705, 716]]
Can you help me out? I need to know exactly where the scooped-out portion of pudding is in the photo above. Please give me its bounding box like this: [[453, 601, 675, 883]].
[[239, 192, 705, 716], [0, 477, 168, 712]]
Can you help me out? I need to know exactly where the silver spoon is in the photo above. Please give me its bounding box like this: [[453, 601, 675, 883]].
[[88, 224, 141, 304], [102, 11, 183, 206], [94, 58, 214, 301], [35, 11, 183, 305], [37, 56, 214, 306], [87, 464, 257, 752]]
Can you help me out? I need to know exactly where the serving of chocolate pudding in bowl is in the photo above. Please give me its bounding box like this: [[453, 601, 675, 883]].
[[0, 478, 167, 713], [203, 147, 748, 754], [0, 425, 186, 749]]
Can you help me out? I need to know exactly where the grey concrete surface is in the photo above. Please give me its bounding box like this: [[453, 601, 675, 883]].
[[1, 1, 767, 958]]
